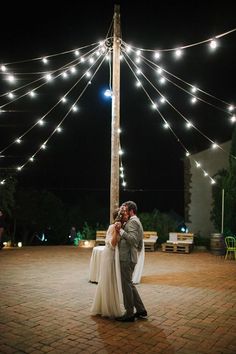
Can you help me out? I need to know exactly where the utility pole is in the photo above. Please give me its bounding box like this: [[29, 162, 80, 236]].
[[110, 4, 121, 222]]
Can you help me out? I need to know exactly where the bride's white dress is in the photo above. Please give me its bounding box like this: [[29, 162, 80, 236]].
[[91, 224, 124, 318]]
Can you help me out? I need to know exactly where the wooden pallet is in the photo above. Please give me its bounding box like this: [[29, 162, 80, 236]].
[[144, 241, 157, 252], [144, 231, 158, 251], [95, 230, 158, 250], [162, 242, 193, 254]]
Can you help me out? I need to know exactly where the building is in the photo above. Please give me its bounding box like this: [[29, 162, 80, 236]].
[[184, 141, 231, 238]]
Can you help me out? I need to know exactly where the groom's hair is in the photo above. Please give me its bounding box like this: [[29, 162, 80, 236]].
[[122, 201, 137, 214]]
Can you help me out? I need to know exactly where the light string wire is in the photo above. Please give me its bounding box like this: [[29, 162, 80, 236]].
[[0, 48, 107, 155], [139, 52, 233, 112], [121, 51, 188, 150], [122, 46, 236, 160], [123, 42, 236, 159], [121, 47, 223, 148], [122, 51, 223, 184], [125, 27, 236, 52], [0, 40, 109, 66], [121, 47, 210, 143], [0, 43, 104, 103], [7, 51, 108, 175], [121, 40, 234, 111]]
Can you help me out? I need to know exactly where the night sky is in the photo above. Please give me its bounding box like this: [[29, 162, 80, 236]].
[[0, 1, 235, 218]]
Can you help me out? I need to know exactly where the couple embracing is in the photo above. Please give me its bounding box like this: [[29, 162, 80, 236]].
[[91, 201, 147, 322]]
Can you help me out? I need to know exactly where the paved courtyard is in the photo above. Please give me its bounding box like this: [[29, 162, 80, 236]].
[[0, 246, 236, 353]]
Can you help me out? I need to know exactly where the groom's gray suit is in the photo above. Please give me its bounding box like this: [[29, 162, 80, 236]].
[[119, 215, 146, 316]]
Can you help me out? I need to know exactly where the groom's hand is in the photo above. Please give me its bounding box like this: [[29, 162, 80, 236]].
[[114, 221, 122, 231]]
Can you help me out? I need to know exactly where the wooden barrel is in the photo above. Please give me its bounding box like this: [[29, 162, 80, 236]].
[[210, 233, 225, 255]]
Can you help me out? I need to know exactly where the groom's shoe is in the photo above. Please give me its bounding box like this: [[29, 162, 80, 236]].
[[115, 314, 135, 322], [134, 310, 147, 318]]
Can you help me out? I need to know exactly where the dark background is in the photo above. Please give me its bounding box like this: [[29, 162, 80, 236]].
[[0, 0, 235, 219]]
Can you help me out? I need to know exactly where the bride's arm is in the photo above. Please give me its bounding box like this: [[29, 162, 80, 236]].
[[106, 225, 120, 248], [111, 226, 120, 248]]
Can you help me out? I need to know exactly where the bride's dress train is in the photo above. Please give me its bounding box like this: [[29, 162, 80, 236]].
[[91, 225, 124, 318]]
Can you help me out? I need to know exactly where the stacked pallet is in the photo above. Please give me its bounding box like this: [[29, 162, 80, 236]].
[[162, 242, 193, 254], [162, 232, 194, 254], [143, 231, 158, 251], [95, 230, 158, 251]]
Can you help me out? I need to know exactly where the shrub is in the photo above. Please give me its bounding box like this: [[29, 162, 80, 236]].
[[139, 209, 178, 244]]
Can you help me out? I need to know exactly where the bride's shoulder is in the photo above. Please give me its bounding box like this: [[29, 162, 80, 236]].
[[107, 224, 115, 234]]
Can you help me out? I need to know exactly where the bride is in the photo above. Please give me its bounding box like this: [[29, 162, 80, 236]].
[[91, 209, 126, 318]]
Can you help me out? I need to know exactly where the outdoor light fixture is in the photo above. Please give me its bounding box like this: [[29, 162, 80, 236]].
[[104, 89, 112, 97]]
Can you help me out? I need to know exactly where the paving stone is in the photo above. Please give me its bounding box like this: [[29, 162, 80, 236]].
[[0, 246, 236, 353]]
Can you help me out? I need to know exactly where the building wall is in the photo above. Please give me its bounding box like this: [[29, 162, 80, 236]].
[[185, 141, 231, 238]]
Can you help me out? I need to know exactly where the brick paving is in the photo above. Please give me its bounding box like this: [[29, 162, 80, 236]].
[[0, 246, 236, 354]]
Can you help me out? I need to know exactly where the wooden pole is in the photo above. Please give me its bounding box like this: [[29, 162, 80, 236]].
[[110, 4, 121, 222], [221, 188, 224, 234]]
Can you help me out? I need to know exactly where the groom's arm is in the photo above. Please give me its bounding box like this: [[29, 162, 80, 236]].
[[120, 220, 139, 247]]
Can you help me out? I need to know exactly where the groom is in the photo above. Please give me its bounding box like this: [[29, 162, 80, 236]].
[[115, 201, 147, 322]]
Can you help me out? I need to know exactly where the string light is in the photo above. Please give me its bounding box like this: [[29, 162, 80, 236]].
[[8, 92, 14, 99], [0, 42, 103, 108], [37, 119, 45, 126], [174, 49, 183, 58], [1, 29, 235, 189], [70, 66, 77, 73], [230, 115, 236, 123], [0, 40, 101, 67], [209, 39, 218, 50], [159, 77, 166, 84], [160, 97, 166, 104], [121, 27, 236, 53], [130, 44, 235, 115], [104, 89, 112, 97], [186, 121, 193, 129], [0, 48, 108, 174], [212, 143, 219, 149], [62, 71, 68, 78], [6, 74, 16, 83], [154, 51, 161, 60], [122, 42, 235, 156], [121, 45, 235, 186], [28, 91, 36, 97], [191, 97, 197, 104], [191, 86, 197, 93]]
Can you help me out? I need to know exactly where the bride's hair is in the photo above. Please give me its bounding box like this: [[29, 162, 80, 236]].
[[112, 208, 123, 223]]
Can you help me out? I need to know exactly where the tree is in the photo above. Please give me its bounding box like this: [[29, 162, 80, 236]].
[[211, 169, 228, 232], [139, 209, 178, 244], [0, 176, 17, 243], [0, 176, 17, 217], [211, 127, 236, 234], [15, 189, 66, 245]]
